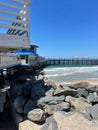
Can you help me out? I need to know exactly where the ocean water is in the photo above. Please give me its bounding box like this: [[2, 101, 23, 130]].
[[44, 65, 98, 83]]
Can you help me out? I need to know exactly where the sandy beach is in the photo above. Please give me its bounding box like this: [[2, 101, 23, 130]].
[[55, 79, 98, 86], [72, 79, 98, 85]]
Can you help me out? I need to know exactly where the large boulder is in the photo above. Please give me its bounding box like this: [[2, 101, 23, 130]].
[[66, 96, 91, 113], [0, 91, 6, 113], [10, 84, 22, 100], [74, 82, 90, 89], [41, 111, 98, 130], [13, 96, 27, 113], [31, 80, 45, 99], [88, 86, 97, 93], [23, 99, 37, 114], [15, 112, 23, 123], [76, 88, 89, 98], [27, 108, 46, 122], [87, 92, 98, 103], [44, 102, 70, 115], [89, 104, 98, 119], [37, 95, 65, 107], [22, 84, 31, 98], [45, 80, 57, 89], [19, 120, 43, 130], [45, 88, 55, 96], [53, 85, 77, 96], [92, 120, 98, 128]]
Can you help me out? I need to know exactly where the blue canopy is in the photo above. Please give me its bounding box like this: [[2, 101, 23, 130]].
[[16, 50, 38, 56]]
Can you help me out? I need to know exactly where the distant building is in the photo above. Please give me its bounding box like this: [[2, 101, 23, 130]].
[[17, 49, 38, 65], [17, 44, 46, 65]]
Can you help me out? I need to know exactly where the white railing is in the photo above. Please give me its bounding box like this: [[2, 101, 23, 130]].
[[0, 0, 31, 49]]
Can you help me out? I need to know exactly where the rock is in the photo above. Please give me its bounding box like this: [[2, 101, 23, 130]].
[[0, 91, 6, 113], [19, 120, 43, 130], [66, 96, 91, 113], [15, 112, 23, 123], [45, 80, 57, 89], [33, 79, 45, 88], [94, 85, 98, 92], [41, 111, 98, 130], [88, 86, 96, 93], [13, 96, 27, 113], [87, 92, 98, 103], [41, 115, 57, 130], [92, 119, 98, 127], [53, 85, 77, 96], [76, 88, 89, 98], [44, 102, 70, 115], [22, 84, 31, 98], [27, 108, 46, 122], [89, 104, 98, 119], [37, 95, 65, 107], [43, 85, 51, 92], [38, 74, 44, 80], [10, 84, 22, 100], [81, 112, 92, 121], [74, 82, 90, 89], [23, 99, 37, 114], [15, 76, 27, 84], [31, 81, 45, 99], [45, 88, 55, 96]]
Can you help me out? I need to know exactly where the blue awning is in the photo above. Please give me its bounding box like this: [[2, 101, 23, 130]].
[[16, 50, 38, 56]]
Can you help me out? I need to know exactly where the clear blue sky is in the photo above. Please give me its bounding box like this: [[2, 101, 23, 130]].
[[30, 0, 98, 58]]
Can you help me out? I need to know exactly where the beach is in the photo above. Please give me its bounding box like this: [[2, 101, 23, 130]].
[[55, 79, 98, 86]]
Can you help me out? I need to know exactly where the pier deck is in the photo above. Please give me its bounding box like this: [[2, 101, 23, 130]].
[[46, 58, 98, 65]]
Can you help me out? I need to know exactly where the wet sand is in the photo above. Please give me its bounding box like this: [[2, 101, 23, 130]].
[[55, 79, 98, 86]]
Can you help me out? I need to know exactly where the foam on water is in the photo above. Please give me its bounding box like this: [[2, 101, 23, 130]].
[[44, 65, 98, 82]]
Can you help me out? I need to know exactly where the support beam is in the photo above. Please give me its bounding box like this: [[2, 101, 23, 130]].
[[0, 9, 26, 18], [0, 2, 28, 11]]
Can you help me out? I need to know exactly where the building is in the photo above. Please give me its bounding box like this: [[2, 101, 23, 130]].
[[17, 49, 38, 65]]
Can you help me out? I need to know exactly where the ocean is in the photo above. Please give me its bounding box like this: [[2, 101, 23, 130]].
[[44, 65, 98, 83]]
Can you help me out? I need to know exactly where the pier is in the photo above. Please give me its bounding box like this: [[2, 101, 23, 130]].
[[46, 58, 98, 66]]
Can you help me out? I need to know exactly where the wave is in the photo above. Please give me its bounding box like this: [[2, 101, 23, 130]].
[[44, 66, 98, 74], [45, 72, 93, 78], [44, 66, 98, 80]]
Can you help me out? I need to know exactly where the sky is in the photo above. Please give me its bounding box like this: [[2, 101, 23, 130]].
[[30, 0, 98, 58]]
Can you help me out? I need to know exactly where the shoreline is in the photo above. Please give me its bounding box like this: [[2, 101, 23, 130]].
[[54, 79, 98, 86]]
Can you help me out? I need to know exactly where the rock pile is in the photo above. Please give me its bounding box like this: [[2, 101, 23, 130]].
[[10, 76, 98, 130]]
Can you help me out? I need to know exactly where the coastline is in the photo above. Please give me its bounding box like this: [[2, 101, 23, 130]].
[[18, 74, 98, 130], [55, 79, 98, 86]]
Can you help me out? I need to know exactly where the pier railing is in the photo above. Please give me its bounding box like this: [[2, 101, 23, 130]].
[[45, 58, 98, 65]]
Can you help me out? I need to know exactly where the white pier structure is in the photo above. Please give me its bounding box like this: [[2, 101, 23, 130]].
[[0, 0, 31, 49], [0, 0, 31, 68]]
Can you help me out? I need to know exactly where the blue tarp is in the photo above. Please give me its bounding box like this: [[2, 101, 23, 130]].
[[16, 50, 38, 56]]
